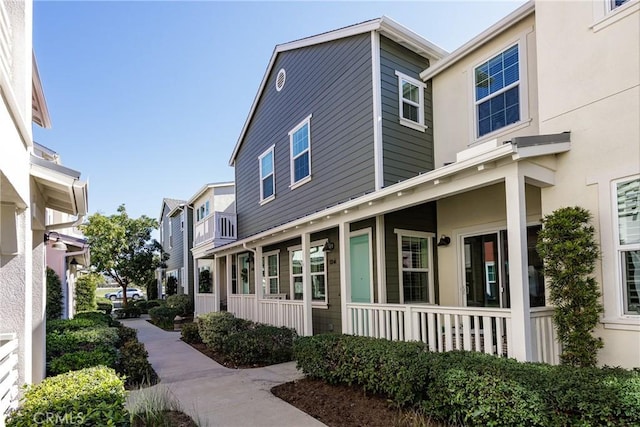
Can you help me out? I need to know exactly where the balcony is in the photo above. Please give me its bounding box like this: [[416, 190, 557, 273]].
[[193, 212, 237, 248]]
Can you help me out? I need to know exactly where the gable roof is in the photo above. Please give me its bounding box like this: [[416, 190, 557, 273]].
[[187, 181, 235, 206], [159, 198, 185, 222], [228, 16, 448, 166]]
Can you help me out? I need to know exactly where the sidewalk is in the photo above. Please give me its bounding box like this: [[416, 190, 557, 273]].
[[124, 317, 325, 427]]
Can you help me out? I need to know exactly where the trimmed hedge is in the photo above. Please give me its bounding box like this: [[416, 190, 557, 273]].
[[116, 306, 142, 319], [116, 340, 154, 387], [222, 325, 297, 366], [166, 294, 193, 317], [74, 310, 115, 326], [48, 348, 117, 376], [148, 305, 178, 330], [180, 322, 202, 344], [294, 334, 640, 426], [197, 311, 252, 350], [47, 327, 119, 361], [6, 366, 128, 427], [96, 297, 113, 315]]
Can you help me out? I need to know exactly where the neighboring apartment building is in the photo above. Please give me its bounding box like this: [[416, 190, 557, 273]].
[[158, 198, 193, 297], [204, 1, 639, 368], [1, 0, 89, 419], [189, 182, 236, 315]]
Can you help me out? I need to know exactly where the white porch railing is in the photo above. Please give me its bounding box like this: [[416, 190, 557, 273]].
[[195, 293, 217, 316], [227, 295, 256, 321], [193, 212, 237, 247], [0, 333, 19, 426], [258, 300, 305, 335], [347, 303, 560, 364]]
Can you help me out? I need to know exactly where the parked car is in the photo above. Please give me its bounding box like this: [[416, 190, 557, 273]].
[[104, 288, 144, 301]]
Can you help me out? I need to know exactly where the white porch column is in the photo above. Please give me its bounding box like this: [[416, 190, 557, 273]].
[[375, 215, 387, 303], [339, 222, 350, 333], [212, 257, 220, 313], [505, 169, 533, 361], [302, 232, 313, 336], [225, 254, 232, 309], [254, 246, 263, 323]]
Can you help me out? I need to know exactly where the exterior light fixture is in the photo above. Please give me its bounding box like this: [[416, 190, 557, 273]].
[[44, 232, 68, 251], [323, 240, 335, 252], [69, 258, 79, 266], [437, 235, 451, 247]]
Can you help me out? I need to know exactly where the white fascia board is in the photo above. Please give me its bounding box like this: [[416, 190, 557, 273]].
[[187, 181, 235, 205], [378, 16, 448, 60], [420, 1, 535, 81], [32, 53, 52, 129]]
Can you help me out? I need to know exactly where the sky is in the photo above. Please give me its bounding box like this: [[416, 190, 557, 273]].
[[32, 0, 527, 221]]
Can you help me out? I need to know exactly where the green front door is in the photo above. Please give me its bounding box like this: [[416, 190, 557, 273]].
[[350, 233, 371, 303]]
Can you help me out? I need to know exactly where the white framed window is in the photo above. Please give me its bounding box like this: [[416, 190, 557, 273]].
[[180, 211, 184, 231], [395, 71, 426, 132], [474, 43, 521, 138], [196, 201, 210, 223], [289, 241, 327, 304], [396, 229, 434, 304], [198, 265, 213, 294], [289, 115, 312, 188], [262, 250, 280, 295], [610, 0, 631, 11], [237, 253, 250, 294], [169, 219, 173, 248], [614, 176, 640, 315], [259, 146, 275, 204]]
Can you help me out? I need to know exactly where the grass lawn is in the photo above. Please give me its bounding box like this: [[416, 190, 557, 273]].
[[96, 287, 120, 300]]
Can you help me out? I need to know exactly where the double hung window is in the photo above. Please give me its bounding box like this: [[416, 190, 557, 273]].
[[262, 252, 280, 295], [397, 230, 434, 304], [259, 146, 275, 203], [395, 71, 426, 131], [290, 243, 326, 303], [615, 177, 640, 315], [289, 115, 312, 187]]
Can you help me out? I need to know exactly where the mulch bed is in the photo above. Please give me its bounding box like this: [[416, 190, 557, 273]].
[[184, 341, 270, 369]]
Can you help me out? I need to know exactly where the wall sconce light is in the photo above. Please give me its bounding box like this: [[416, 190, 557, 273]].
[[323, 240, 335, 252], [69, 258, 79, 266], [44, 232, 68, 251], [437, 235, 451, 247]]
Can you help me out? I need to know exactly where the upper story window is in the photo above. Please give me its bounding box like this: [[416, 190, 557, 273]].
[[611, 0, 630, 10], [475, 44, 520, 138], [289, 115, 312, 188], [180, 211, 184, 230], [259, 146, 275, 204], [615, 176, 640, 315], [196, 201, 210, 222], [395, 71, 426, 132]]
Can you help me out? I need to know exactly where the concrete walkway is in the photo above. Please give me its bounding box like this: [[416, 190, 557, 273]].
[[123, 317, 325, 427]]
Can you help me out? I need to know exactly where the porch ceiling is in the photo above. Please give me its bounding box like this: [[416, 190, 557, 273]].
[[214, 136, 570, 253]]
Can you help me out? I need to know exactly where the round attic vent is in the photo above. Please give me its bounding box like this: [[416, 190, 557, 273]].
[[276, 68, 286, 92]]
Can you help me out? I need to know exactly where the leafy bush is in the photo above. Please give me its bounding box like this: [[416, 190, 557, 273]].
[[75, 273, 102, 313], [166, 275, 178, 296], [46, 267, 63, 320], [116, 306, 142, 319], [294, 334, 640, 425], [116, 340, 155, 387], [148, 305, 178, 330], [96, 297, 113, 314], [166, 294, 193, 317], [197, 311, 252, 350], [117, 325, 138, 347], [6, 366, 128, 427], [180, 322, 202, 344], [46, 318, 96, 334], [47, 327, 119, 361], [74, 310, 115, 326], [222, 325, 297, 366], [133, 299, 164, 314], [48, 348, 117, 376]]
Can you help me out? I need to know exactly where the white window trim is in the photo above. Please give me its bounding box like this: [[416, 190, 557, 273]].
[[395, 229, 435, 304], [237, 253, 250, 295], [180, 211, 184, 231], [289, 114, 313, 189], [168, 219, 173, 249], [591, 0, 638, 32], [288, 239, 328, 307], [612, 175, 640, 319], [395, 71, 427, 133], [262, 249, 280, 295], [467, 31, 531, 144], [259, 145, 276, 205]]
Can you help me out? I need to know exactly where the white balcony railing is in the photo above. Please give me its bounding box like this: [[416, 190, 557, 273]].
[[193, 212, 236, 247], [0, 333, 19, 426]]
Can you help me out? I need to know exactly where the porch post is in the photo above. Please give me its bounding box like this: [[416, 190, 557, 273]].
[[375, 215, 387, 303], [302, 232, 313, 336], [339, 221, 349, 333], [225, 254, 232, 313], [505, 168, 533, 361], [212, 257, 220, 313], [254, 245, 263, 324]]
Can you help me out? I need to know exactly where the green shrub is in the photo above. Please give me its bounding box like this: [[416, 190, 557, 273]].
[[116, 340, 155, 388], [48, 348, 117, 375], [116, 306, 142, 319], [117, 325, 138, 346], [47, 327, 119, 361], [6, 366, 128, 427], [96, 297, 113, 314], [166, 276, 177, 296], [46, 318, 95, 334], [74, 310, 115, 326], [75, 273, 102, 313], [46, 267, 63, 320], [197, 312, 252, 350], [166, 294, 193, 317], [148, 305, 178, 330], [180, 322, 202, 344], [222, 325, 296, 366], [133, 299, 164, 314]]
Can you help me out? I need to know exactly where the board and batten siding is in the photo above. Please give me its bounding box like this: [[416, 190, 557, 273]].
[[234, 33, 375, 239], [379, 36, 434, 187]]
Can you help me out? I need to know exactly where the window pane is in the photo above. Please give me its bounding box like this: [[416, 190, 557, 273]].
[[527, 225, 545, 307], [268, 255, 278, 277], [261, 152, 273, 177], [293, 277, 303, 300], [403, 271, 428, 303], [292, 125, 309, 156], [402, 80, 419, 103], [310, 246, 324, 273], [294, 151, 310, 182], [623, 250, 640, 314], [402, 236, 428, 269], [617, 178, 640, 245], [402, 102, 419, 122], [312, 275, 325, 301], [504, 64, 519, 87], [292, 250, 302, 275], [262, 175, 274, 199], [489, 70, 504, 93]]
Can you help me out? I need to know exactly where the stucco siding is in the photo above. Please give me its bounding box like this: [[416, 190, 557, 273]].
[[235, 33, 375, 239], [380, 35, 433, 186]]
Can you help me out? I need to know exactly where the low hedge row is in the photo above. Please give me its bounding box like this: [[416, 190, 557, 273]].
[[6, 366, 128, 427], [294, 334, 640, 426], [197, 312, 297, 366]]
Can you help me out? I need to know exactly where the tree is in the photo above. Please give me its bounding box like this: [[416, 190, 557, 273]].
[[46, 267, 63, 319], [536, 206, 604, 367], [81, 205, 165, 306], [75, 273, 101, 313]]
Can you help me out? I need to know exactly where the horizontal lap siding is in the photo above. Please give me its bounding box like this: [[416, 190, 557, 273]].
[[379, 36, 434, 187], [166, 215, 184, 272], [235, 33, 375, 239]]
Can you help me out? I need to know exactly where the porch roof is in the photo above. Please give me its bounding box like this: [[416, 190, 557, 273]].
[[30, 155, 88, 216], [213, 133, 570, 254]]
